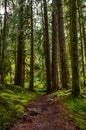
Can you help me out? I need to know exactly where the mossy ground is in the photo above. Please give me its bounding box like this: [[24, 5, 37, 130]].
[[65, 92, 86, 129], [52, 89, 86, 129], [0, 84, 37, 130], [0, 84, 86, 130]]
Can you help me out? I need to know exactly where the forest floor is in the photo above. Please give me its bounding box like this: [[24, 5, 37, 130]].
[[9, 94, 81, 130]]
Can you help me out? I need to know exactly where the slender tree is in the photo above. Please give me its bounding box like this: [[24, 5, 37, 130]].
[[52, 0, 59, 91], [29, 0, 34, 91], [0, 16, 2, 81], [70, 0, 80, 97], [43, 0, 52, 93], [82, 24, 86, 60], [14, 0, 24, 86], [1, 0, 7, 83], [57, 0, 69, 89], [77, 1, 85, 86]]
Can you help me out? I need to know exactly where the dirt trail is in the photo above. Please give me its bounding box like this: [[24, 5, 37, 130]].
[[10, 95, 80, 130]]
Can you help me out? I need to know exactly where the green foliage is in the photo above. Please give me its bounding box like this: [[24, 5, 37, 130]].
[[34, 77, 46, 92], [65, 92, 86, 129], [52, 89, 71, 97], [52, 89, 86, 129], [0, 84, 37, 129]]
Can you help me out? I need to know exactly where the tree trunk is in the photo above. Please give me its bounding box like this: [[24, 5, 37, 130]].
[[52, 0, 59, 91], [41, 2, 45, 72], [43, 0, 52, 93], [57, 0, 69, 89], [1, 0, 7, 83], [29, 0, 34, 91], [70, 0, 80, 97], [14, 0, 24, 86], [0, 17, 2, 82], [82, 24, 86, 60], [77, 2, 85, 86]]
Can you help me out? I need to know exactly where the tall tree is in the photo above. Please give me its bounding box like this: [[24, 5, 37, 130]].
[[70, 0, 80, 97], [0, 16, 2, 81], [29, 0, 34, 91], [1, 0, 7, 83], [14, 0, 24, 86], [77, 1, 85, 86], [43, 0, 52, 93], [57, 0, 69, 89], [52, 0, 59, 91]]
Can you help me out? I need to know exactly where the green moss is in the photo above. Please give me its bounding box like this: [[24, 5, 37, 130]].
[[52, 89, 86, 129], [64, 94, 86, 129], [0, 84, 37, 129], [52, 89, 71, 97]]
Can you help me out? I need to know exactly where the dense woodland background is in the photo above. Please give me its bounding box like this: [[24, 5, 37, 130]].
[[0, 0, 86, 129], [0, 0, 86, 95]]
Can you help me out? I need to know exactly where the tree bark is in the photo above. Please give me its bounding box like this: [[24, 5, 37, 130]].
[[77, 2, 85, 86], [0, 17, 2, 81], [57, 0, 69, 89], [14, 0, 24, 86], [29, 0, 34, 91], [52, 0, 59, 91], [1, 0, 7, 83], [70, 0, 80, 97], [43, 0, 52, 93]]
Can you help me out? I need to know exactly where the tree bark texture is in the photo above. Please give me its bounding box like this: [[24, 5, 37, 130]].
[[43, 0, 52, 93], [70, 0, 80, 97], [29, 0, 34, 91], [57, 0, 69, 89], [1, 0, 7, 83], [52, 0, 59, 91], [14, 0, 24, 86]]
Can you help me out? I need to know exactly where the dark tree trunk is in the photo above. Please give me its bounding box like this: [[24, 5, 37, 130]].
[[14, 0, 24, 86], [70, 0, 80, 97], [57, 0, 69, 89], [29, 0, 34, 91], [0, 17, 2, 81], [43, 0, 52, 93], [82, 24, 86, 60], [52, 0, 59, 91], [82, 24, 86, 84], [77, 2, 85, 86], [1, 0, 7, 83]]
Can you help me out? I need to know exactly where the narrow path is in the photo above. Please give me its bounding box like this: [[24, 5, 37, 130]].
[[10, 95, 79, 130]]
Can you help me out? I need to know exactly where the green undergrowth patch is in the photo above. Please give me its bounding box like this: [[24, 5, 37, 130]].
[[52, 89, 86, 129], [0, 84, 37, 130], [65, 94, 86, 129], [51, 89, 71, 97], [34, 79, 46, 94], [24, 80, 46, 95]]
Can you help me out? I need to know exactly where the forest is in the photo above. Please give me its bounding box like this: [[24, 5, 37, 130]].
[[0, 0, 86, 129]]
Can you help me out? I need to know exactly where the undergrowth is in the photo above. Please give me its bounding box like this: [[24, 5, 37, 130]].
[[52, 89, 86, 129], [65, 93, 86, 129], [0, 84, 37, 130], [1, 84, 86, 130]]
